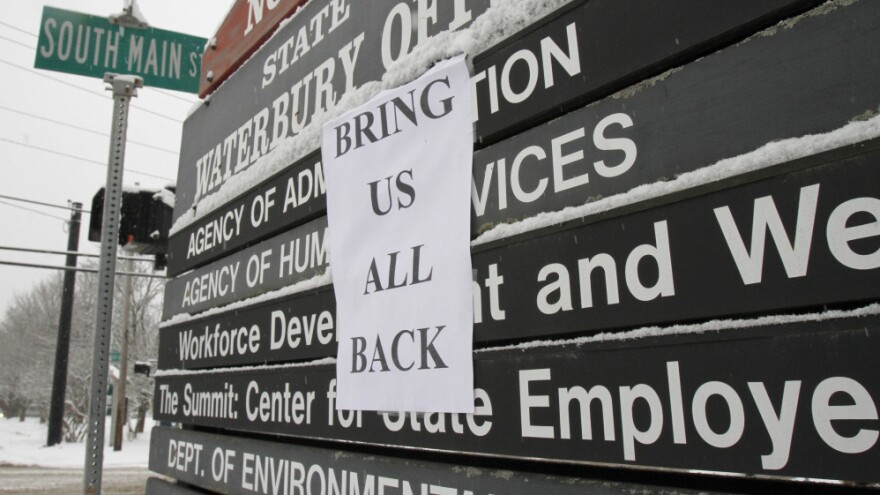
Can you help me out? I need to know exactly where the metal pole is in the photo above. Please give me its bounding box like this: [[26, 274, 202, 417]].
[[112, 258, 133, 450], [47, 202, 82, 447], [84, 73, 142, 495]]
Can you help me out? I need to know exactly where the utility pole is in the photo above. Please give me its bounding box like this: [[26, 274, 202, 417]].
[[47, 202, 82, 447], [84, 73, 142, 495], [111, 258, 133, 450]]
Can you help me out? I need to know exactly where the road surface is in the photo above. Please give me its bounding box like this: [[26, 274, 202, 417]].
[[0, 465, 154, 494]]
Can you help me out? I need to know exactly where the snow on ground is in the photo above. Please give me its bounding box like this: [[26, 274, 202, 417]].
[[0, 417, 152, 468]]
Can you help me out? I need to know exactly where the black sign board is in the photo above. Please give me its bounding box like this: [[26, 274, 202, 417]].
[[161, 138, 880, 358], [162, 216, 328, 319], [470, 139, 880, 342], [149, 427, 731, 495], [159, 287, 335, 370], [154, 312, 880, 484], [469, 0, 880, 234], [167, 0, 878, 276], [171, 0, 819, 223], [173, 0, 491, 223], [470, 0, 819, 143], [167, 152, 324, 276]]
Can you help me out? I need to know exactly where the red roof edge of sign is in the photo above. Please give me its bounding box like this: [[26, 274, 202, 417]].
[[198, 0, 309, 99]]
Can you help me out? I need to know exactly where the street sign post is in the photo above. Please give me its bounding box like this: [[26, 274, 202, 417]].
[[32, 7, 205, 495], [83, 73, 142, 495], [34, 6, 206, 94]]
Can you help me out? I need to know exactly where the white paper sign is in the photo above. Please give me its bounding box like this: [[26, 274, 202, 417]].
[[322, 56, 474, 413]]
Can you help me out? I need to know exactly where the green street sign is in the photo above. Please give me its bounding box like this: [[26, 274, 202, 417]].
[[34, 6, 206, 94], [110, 350, 120, 363]]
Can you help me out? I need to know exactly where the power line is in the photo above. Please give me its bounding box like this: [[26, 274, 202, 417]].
[[0, 137, 174, 181], [0, 259, 167, 279], [0, 58, 183, 123], [0, 104, 178, 155], [0, 194, 91, 213], [0, 245, 153, 262], [149, 87, 198, 104], [0, 57, 108, 98], [0, 34, 33, 50], [0, 20, 37, 38], [0, 199, 69, 222]]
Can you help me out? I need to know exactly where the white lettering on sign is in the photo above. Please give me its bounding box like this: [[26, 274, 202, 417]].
[[181, 262, 241, 308], [211, 447, 236, 484], [245, 0, 280, 36], [182, 382, 238, 419], [519, 363, 879, 467], [381, 388, 494, 437], [472, 263, 506, 324], [127, 34, 184, 79], [283, 161, 326, 213], [178, 323, 260, 363], [194, 32, 362, 203], [471, 112, 637, 218], [39, 18, 121, 69], [245, 381, 315, 425], [379, 0, 474, 70], [270, 309, 335, 350], [260, 0, 351, 86], [167, 439, 204, 476], [158, 384, 178, 415], [323, 56, 475, 413], [535, 221, 675, 315], [714, 184, 880, 284], [187, 204, 245, 259], [470, 22, 581, 119]]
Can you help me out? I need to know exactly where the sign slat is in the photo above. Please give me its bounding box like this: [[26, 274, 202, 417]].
[[470, 0, 820, 143], [172, 0, 821, 225], [167, 152, 324, 275], [160, 287, 334, 370], [149, 427, 734, 495], [166, 0, 878, 276], [161, 137, 880, 356], [162, 216, 327, 319], [154, 312, 880, 484]]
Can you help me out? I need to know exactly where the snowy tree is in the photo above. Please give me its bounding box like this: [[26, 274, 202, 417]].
[[0, 258, 163, 442], [0, 276, 60, 421]]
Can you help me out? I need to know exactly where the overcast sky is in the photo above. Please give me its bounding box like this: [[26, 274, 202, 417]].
[[0, 1, 234, 316]]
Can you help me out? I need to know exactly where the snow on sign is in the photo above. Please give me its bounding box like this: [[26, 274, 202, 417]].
[[323, 56, 475, 413], [167, 0, 880, 277], [162, 216, 328, 319], [155, 135, 880, 370], [34, 6, 206, 93], [158, 287, 336, 370], [166, 151, 325, 276], [171, 0, 818, 225], [153, 308, 880, 484]]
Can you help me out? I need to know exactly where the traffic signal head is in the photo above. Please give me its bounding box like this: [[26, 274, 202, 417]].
[[88, 186, 175, 255]]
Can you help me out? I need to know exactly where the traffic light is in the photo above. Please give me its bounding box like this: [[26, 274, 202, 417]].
[[89, 186, 174, 262], [133, 361, 151, 377]]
